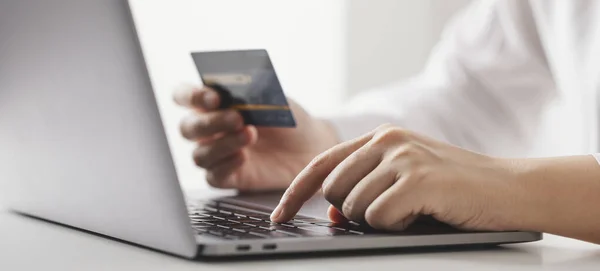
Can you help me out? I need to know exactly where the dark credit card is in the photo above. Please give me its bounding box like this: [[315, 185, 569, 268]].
[[191, 49, 296, 127]]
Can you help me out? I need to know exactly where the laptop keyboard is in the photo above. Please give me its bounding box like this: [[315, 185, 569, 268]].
[[187, 200, 384, 240]]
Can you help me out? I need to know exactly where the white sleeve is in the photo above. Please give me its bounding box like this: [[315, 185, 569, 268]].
[[327, 0, 556, 157]]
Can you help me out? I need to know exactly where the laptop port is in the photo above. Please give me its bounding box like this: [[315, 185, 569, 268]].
[[236, 245, 251, 252], [263, 244, 277, 250]]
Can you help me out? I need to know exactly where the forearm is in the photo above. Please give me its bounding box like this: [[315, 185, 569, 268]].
[[508, 155, 600, 244]]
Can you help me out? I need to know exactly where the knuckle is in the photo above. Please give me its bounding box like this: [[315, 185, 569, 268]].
[[411, 164, 430, 178], [341, 199, 361, 222], [205, 172, 218, 187], [365, 207, 392, 229], [403, 142, 421, 153], [202, 114, 217, 128], [205, 172, 224, 188], [308, 153, 330, 169], [372, 126, 410, 145], [181, 114, 210, 140], [322, 183, 342, 206], [397, 167, 430, 190], [179, 115, 196, 139], [390, 143, 420, 159], [372, 129, 394, 144], [321, 182, 334, 200], [364, 209, 379, 228], [375, 123, 395, 132], [192, 147, 209, 167], [191, 89, 209, 107], [173, 85, 195, 105]]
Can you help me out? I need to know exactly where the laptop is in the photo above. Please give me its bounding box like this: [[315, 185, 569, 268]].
[[0, 0, 541, 259]]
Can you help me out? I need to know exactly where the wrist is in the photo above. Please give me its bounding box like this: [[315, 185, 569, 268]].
[[497, 156, 600, 236], [479, 157, 554, 232], [492, 158, 545, 232], [466, 157, 535, 231]]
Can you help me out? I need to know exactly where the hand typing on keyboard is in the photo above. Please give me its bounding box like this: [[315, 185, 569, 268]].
[[188, 200, 397, 240], [270, 124, 530, 233]]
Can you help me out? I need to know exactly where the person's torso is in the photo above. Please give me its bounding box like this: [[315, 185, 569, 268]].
[[527, 0, 600, 154]]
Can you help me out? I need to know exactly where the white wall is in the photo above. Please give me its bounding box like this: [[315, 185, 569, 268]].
[[129, 0, 472, 190], [345, 0, 472, 96]]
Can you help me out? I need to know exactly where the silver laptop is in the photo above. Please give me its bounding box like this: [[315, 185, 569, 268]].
[[0, 0, 541, 259]]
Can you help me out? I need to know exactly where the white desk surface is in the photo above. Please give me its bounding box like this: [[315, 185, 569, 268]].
[[1, 208, 599, 271]]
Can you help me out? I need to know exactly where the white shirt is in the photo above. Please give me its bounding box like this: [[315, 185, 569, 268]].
[[328, 0, 600, 160]]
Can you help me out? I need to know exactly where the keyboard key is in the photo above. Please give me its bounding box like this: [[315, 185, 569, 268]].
[[278, 223, 300, 228], [211, 221, 241, 227], [248, 216, 263, 221], [216, 224, 231, 230], [232, 224, 259, 230], [265, 224, 300, 232], [217, 209, 233, 215], [251, 215, 273, 221], [231, 228, 248, 233], [292, 214, 315, 220], [293, 218, 330, 224], [189, 213, 210, 218], [313, 222, 382, 234], [247, 220, 275, 227], [215, 205, 269, 217], [195, 210, 218, 216], [284, 222, 315, 227], [228, 218, 261, 223], [313, 222, 357, 229], [190, 210, 212, 216], [190, 218, 226, 223], [191, 221, 215, 227]]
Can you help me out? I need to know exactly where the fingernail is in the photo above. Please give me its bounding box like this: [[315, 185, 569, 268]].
[[203, 91, 219, 109], [270, 205, 284, 221]]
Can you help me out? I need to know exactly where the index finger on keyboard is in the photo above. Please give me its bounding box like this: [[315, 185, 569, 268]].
[[270, 132, 375, 222]]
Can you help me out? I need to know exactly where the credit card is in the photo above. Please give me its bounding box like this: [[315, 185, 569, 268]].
[[191, 49, 296, 127]]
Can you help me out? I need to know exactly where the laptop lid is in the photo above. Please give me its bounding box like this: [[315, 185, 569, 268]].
[[0, 0, 197, 258]]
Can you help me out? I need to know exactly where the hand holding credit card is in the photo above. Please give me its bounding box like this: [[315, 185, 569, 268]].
[[191, 49, 296, 127]]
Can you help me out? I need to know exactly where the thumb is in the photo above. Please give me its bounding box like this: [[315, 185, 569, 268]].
[[327, 205, 349, 223]]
